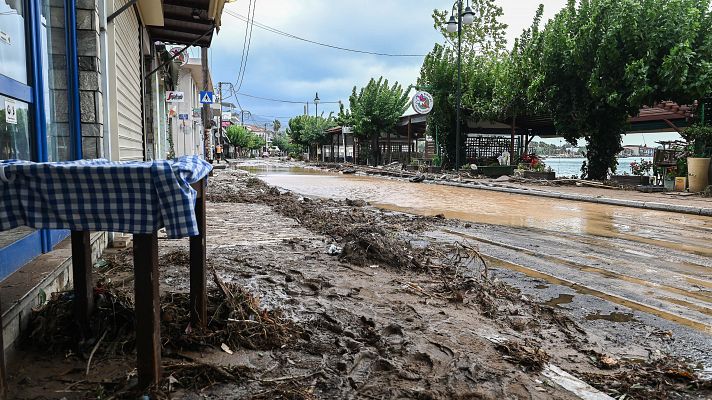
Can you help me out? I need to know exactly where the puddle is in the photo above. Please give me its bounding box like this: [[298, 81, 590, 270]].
[[544, 294, 575, 308], [585, 312, 636, 323], [242, 164, 712, 257]]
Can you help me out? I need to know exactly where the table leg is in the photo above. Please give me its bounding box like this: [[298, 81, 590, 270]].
[[133, 232, 161, 388], [0, 298, 6, 400], [70, 231, 93, 336], [190, 178, 207, 327]]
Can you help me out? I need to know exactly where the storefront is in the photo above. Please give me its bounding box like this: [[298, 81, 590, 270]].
[[0, 0, 83, 278]]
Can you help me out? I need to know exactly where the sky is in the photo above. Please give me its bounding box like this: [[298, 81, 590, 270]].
[[206, 0, 681, 146]]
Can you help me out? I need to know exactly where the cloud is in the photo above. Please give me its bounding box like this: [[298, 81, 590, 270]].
[[210, 1, 572, 128]]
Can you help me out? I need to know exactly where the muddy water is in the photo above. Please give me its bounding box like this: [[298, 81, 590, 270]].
[[243, 165, 712, 256]]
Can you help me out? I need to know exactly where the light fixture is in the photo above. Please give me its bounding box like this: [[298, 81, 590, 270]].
[[446, 15, 457, 33], [191, 8, 201, 20], [462, 6, 475, 25], [314, 92, 320, 104]]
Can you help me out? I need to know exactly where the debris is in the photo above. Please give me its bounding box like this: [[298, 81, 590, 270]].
[[598, 354, 619, 369], [409, 175, 425, 183], [221, 343, 234, 355], [326, 244, 342, 256]]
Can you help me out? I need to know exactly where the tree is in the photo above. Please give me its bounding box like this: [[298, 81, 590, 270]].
[[225, 125, 265, 157], [286, 114, 336, 159], [272, 119, 281, 133], [536, 0, 712, 180], [349, 77, 409, 165], [272, 132, 291, 153], [431, 0, 508, 55]]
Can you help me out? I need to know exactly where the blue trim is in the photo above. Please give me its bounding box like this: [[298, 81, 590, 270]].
[[65, 0, 82, 160], [0, 230, 43, 281], [47, 229, 70, 250], [0, 74, 33, 103], [27, 0, 47, 163]]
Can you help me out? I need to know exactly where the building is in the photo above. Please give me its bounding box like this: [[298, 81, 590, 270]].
[[622, 145, 656, 157], [0, 0, 227, 361], [168, 56, 214, 157]]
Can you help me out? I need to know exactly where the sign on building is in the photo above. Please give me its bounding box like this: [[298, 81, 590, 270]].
[[166, 91, 185, 102], [4, 98, 17, 124], [412, 91, 434, 115], [178, 113, 189, 120], [221, 112, 231, 120], [199, 91, 214, 104]]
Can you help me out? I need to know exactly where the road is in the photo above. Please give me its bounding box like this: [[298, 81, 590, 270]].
[[239, 160, 712, 372]]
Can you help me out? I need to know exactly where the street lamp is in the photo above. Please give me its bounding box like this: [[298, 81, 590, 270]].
[[314, 92, 320, 117], [445, 0, 474, 170]]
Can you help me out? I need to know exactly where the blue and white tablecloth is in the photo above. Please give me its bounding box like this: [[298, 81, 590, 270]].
[[0, 156, 212, 239]]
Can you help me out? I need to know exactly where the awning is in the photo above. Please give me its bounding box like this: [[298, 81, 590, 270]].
[[146, 0, 228, 47]]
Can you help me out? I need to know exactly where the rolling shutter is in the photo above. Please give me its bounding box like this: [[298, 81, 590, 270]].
[[113, 1, 143, 161]]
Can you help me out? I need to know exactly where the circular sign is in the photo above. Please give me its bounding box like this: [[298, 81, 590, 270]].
[[412, 91, 434, 114], [169, 47, 188, 66]]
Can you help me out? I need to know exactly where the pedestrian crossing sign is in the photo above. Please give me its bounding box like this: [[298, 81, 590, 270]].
[[199, 91, 214, 104]]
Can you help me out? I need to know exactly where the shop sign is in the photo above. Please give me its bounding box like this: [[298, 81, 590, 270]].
[[169, 47, 188, 66], [4, 99, 17, 124], [412, 91, 434, 115], [178, 113, 189, 120], [166, 91, 185, 102], [222, 112, 231, 120]]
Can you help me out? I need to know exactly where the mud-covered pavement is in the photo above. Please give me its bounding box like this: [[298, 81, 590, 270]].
[[7, 167, 711, 399]]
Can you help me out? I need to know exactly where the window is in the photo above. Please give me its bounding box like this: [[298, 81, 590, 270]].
[[41, 0, 69, 161], [0, 0, 28, 85], [0, 94, 30, 159]]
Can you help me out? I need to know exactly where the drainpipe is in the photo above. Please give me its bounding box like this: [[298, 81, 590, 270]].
[[99, 0, 112, 161]]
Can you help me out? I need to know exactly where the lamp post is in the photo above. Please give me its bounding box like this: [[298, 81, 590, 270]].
[[445, 0, 474, 170], [314, 92, 320, 117]]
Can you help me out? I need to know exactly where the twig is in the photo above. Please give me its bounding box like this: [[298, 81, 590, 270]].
[[258, 369, 324, 383], [86, 329, 108, 376]]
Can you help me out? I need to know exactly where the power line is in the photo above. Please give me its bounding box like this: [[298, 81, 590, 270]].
[[235, 0, 257, 92], [234, 0, 253, 92], [236, 91, 341, 104], [223, 10, 426, 58]]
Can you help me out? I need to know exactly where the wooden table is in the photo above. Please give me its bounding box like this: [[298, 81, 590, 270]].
[[0, 177, 207, 395]]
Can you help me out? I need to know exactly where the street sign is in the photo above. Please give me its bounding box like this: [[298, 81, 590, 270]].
[[178, 113, 189, 120], [412, 91, 434, 115], [166, 91, 184, 102], [199, 91, 214, 104]]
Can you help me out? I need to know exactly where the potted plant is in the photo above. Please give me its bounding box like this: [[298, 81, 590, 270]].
[[681, 124, 712, 192], [429, 154, 442, 173], [611, 158, 651, 186], [664, 168, 676, 191]]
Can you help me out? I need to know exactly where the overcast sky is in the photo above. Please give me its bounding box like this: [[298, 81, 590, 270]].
[[208, 0, 679, 146]]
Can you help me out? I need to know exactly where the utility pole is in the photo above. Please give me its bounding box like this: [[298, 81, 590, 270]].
[[201, 47, 210, 160], [218, 82, 224, 149]]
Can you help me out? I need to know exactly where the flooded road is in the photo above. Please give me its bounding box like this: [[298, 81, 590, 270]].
[[240, 163, 712, 348]]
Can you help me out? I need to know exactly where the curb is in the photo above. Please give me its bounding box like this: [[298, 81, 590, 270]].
[[423, 178, 710, 216]]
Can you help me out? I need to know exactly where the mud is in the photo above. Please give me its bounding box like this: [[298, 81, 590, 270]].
[[6, 168, 711, 399]]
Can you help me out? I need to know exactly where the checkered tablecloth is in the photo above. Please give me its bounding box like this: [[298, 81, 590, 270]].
[[0, 156, 212, 238]]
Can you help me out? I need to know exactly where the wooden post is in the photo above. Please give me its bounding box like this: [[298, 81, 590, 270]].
[[387, 130, 391, 164], [524, 130, 529, 155], [407, 117, 412, 163], [190, 178, 207, 328], [0, 298, 6, 400], [510, 115, 516, 165], [352, 136, 356, 164], [133, 232, 161, 388], [71, 231, 93, 336]]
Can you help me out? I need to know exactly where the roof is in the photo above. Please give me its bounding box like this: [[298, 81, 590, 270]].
[[146, 0, 228, 47]]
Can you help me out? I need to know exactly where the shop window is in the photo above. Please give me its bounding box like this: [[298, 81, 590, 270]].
[[0, 94, 30, 159], [41, 0, 69, 161], [0, 0, 28, 84]]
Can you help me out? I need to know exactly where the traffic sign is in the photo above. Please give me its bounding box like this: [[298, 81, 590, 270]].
[[199, 91, 214, 104]]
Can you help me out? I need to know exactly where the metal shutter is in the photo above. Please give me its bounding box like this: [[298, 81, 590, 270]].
[[114, 1, 143, 161]]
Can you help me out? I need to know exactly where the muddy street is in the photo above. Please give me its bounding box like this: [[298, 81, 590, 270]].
[[240, 160, 712, 368], [7, 164, 711, 399]]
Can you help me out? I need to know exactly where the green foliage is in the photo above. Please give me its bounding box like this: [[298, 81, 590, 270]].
[[271, 132, 291, 152], [349, 77, 409, 165], [286, 114, 336, 158], [681, 124, 712, 157], [272, 119, 281, 133], [225, 125, 265, 155], [431, 0, 508, 55], [535, 0, 712, 179]]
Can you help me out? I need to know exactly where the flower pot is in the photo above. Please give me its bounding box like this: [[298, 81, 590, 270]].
[[675, 176, 687, 192], [663, 176, 675, 191], [687, 157, 711, 192], [523, 170, 556, 180]]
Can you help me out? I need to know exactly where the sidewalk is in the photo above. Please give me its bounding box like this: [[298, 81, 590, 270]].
[[440, 179, 712, 216]]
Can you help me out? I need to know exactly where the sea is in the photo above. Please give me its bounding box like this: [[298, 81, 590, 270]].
[[542, 156, 653, 178]]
